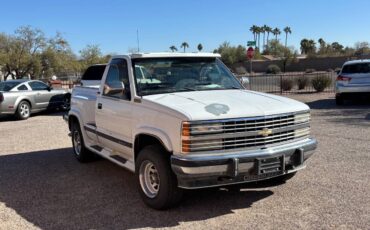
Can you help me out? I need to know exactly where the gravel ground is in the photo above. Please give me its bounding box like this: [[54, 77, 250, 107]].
[[0, 94, 369, 230]]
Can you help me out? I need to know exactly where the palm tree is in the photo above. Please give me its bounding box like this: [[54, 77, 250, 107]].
[[256, 26, 262, 51], [249, 25, 259, 44], [283, 26, 292, 47], [265, 26, 272, 49], [262, 25, 268, 50], [181, 42, 189, 52], [169, 45, 177, 52], [272, 28, 281, 40], [197, 43, 203, 52]]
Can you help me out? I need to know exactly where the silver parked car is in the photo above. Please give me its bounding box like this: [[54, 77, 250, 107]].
[[0, 80, 71, 120]]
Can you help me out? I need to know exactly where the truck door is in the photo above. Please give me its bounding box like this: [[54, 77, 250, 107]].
[[95, 58, 133, 161]]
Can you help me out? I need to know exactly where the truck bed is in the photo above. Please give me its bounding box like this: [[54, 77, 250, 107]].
[[71, 86, 99, 125]]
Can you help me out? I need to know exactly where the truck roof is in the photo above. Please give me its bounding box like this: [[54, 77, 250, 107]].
[[113, 52, 221, 59]]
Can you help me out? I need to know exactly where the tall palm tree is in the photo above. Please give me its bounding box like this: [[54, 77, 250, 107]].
[[249, 25, 259, 44], [169, 45, 177, 52], [262, 25, 268, 50], [197, 43, 203, 52], [256, 26, 262, 51], [283, 26, 292, 47], [181, 42, 189, 52], [265, 26, 272, 49], [272, 28, 281, 40]]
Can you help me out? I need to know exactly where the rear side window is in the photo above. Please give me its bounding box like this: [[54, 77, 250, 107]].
[[82, 65, 106, 80], [29, 81, 49, 91], [17, 85, 28, 91], [342, 63, 370, 74]]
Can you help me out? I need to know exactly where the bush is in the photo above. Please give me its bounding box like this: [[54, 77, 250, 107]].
[[266, 64, 281, 74], [296, 75, 309, 90], [305, 68, 316, 73], [311, 75, 332, 92], [280, 78, 294, 91]]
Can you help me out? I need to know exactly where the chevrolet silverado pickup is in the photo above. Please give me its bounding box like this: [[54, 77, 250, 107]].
[[65, 53, 317, 209]]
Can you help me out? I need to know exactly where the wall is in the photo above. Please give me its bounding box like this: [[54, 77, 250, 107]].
[[236, 55, 370, 73]]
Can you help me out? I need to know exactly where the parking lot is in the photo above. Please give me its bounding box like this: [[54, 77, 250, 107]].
[[0, 94, 369, 230]]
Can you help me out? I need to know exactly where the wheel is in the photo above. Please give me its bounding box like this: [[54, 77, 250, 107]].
[[60, 95, 71, 111], [71, 121, 94, 162], [16, 101, 31, 120], [336, 94, 344, 105], [136, 145, 183, 210]]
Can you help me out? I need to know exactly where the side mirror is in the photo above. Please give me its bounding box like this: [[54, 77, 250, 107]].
[[240, 76, 249, 86], [103, 83, 125, 95]]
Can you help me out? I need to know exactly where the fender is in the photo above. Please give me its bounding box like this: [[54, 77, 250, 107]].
[[14, 95, 36, 111], [134, 126, 173, 152]]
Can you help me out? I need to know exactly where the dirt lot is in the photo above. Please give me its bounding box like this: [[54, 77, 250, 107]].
[[0, 94, 369, 230]]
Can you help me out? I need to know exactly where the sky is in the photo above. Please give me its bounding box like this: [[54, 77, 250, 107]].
[[1, 0, 370, 54]]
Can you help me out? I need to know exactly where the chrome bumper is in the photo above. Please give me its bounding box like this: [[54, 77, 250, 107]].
[[171, 138, 317, 189]]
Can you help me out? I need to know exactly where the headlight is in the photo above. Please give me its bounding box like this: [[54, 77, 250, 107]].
[[294, 127, 310, 138], [295, 112, 310, 124], [182, 122, 223, 136]]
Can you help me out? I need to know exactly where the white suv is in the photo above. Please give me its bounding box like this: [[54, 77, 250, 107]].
[[336, 59, 370, 105]]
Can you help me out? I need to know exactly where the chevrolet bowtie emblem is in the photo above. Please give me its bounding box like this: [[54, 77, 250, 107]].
[[259, 128, 273, 137]]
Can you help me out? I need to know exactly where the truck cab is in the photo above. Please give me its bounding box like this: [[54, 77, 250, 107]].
[[66, 53, 317, 209]]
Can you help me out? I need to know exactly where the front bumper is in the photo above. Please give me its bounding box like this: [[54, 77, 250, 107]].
[[171, 138, 317, 189]]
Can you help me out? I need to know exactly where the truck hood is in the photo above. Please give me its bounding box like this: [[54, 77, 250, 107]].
[[143, 90, 309, 120]]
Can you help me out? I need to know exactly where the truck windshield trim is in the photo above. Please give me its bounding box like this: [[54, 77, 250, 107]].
[[131, 57, 243, 96]]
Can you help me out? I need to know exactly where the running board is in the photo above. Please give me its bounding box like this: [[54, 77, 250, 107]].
[[110, 155, 127, 164], [91, 145, 103, 152]]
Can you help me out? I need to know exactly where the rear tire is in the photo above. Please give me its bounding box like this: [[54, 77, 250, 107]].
[[16, 101, 31, 120], [71, 121, 94, 162], [136, 145, 183, 210]]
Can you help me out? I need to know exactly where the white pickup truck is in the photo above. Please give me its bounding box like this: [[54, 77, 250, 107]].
[[65, 53, 317, 209]]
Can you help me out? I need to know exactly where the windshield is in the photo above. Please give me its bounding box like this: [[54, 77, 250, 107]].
[[132, 57, 243, 96], [0, 81, 21, 92]]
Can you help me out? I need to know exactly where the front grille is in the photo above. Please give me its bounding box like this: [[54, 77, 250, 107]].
[[182, 112, 310, 153]]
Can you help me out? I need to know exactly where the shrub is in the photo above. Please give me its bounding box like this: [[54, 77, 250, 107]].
[[305, 68, 316, 73], [311, 74, 332, 92], [266, 64, 281, 74], [296, 75, 309, 90], [280, 77, 294, 91]]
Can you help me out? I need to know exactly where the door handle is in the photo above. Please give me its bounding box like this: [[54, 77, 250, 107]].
[[97, 103, 102, 109]]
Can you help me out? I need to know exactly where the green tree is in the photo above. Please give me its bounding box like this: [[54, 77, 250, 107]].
[[169, 45, 177, 52], [213, 42, 246, 66], [283, 26, 292, 47], [180, 42, 189, 52], [262, 25, 269, 50], [300, 39, 316, 54], [0, 26, 46, 79], [79, 44, 103, 68], [249, 25, 259, 45], [265, 26, 272, 49], [268, 40, 297, 72], [197, 43, 203, 52]]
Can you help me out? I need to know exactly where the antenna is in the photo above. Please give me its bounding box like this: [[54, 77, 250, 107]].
[[137, 29, 140, 53]]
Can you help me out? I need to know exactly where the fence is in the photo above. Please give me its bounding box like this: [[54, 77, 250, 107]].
[[39, 77, 80, 90], [238, 72, 337, 94]]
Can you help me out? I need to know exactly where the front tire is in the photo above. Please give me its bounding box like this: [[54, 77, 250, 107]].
[[16, 101, 31, 120], [71, 121, 94, 162], [136, 145, 183, 210]]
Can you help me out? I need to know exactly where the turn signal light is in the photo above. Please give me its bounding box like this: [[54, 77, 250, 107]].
[[182, 122, 190, 136], [336, 75, 351, 82]]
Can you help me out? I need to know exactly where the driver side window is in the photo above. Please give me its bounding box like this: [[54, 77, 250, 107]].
[[103, 59, 130, 100]]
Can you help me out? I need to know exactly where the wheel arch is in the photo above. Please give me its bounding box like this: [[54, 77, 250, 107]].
[[134, 133, 172, 162]]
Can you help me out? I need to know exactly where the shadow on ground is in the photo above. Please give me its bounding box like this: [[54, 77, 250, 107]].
[[0, 148, 275, 229]]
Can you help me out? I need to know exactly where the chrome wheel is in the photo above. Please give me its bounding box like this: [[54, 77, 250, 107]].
[[73, 130, 82, 156], [139, 160, 160, 198], [19, 103, 30, 118]]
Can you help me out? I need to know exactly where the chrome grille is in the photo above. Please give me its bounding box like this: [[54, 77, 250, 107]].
[[182, 112, 310, 153]]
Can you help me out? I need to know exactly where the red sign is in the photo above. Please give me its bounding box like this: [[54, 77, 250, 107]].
[[247, 47, 254, 59]]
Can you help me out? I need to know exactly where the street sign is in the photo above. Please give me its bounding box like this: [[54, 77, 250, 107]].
[[247, 41, 256, 46], [247, 47, 254, 59]]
